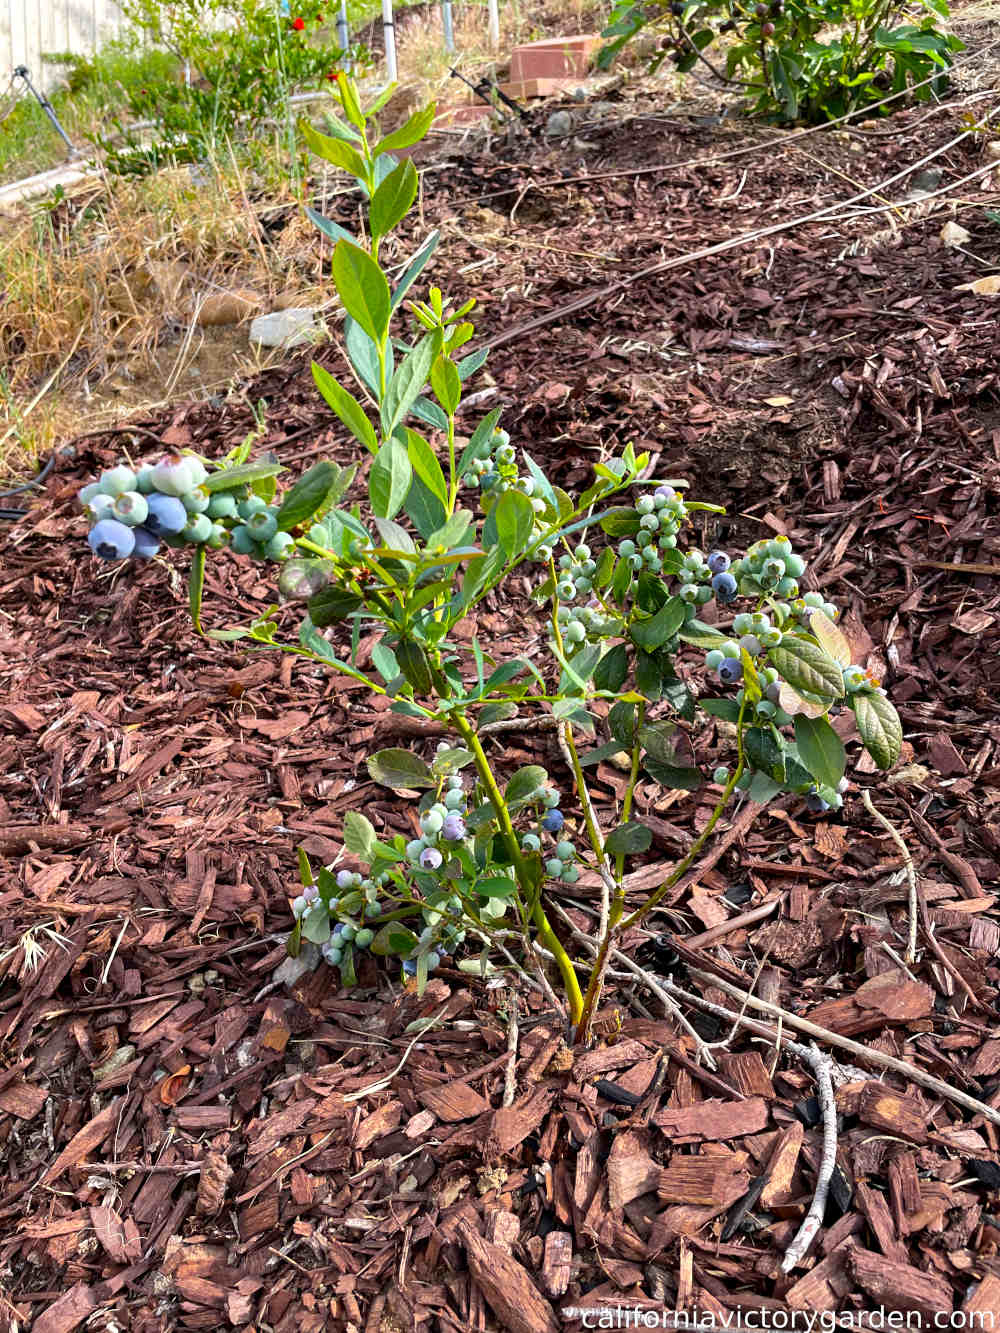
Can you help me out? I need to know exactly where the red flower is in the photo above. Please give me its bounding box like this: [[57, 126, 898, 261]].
[[292, 16, 305, 29], [326, 70, 338, 79], [316, 12, 324, 19]]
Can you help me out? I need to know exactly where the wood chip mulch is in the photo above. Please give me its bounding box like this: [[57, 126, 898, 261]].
[[2, 70, 1000, 1333]]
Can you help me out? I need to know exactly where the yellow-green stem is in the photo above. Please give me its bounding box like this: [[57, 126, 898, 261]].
[[452, 711, 584, 1024]]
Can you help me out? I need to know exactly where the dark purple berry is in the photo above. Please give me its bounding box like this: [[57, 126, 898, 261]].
[[144, 493, 188, 536], [707, 550, 730, 574], [88, 519, 135, 560], [712, 571, 738, 603], [718, 657, 743, 684], [542, 809, 564, 833]]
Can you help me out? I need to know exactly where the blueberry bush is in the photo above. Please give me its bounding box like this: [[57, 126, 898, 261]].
[[600, 0, 961, 122], [76, 76, 903, 1042], [99, 0, 368, 171]]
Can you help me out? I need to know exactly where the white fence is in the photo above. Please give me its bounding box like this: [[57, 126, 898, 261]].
[[1, 0, 126, 90]]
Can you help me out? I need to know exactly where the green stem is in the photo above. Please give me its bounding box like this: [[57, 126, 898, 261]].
[[452, 711, 584, 1024], [619, 696, 750, 931], [446, 413, 457, 515], [615, 700, 646, 882]]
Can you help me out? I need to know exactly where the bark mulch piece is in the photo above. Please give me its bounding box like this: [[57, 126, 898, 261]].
[[2, 68, 1000, 1332]]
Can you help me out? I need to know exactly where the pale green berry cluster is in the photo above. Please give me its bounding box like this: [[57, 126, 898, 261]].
[[550, 542, 621, 646], [229, 494, 295, 562], [842, 665, 887, 697], [464, 430, 545, 512], [730, 536, 806, 599], [617, 483, 690, 574]]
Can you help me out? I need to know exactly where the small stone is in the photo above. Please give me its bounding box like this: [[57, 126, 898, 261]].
[[93, 1045, 137, 1082], [984, 141, 1000, 162], [545, 110, 573, 137], [273, 940, 321, 986], [570, 86, 587, 102], [249, 308, 320, 348], [940, 220, 971, 248], [909, 167, 944, 194]]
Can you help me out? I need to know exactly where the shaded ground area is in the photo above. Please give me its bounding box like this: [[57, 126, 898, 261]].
[[2, 73, 1000, 1332]]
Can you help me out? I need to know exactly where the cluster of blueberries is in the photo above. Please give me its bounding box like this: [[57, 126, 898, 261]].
[[550, 544, 620, 645], [79, 452, 294, 564], [617, 483, 691, 576], [463, 429, 547, 516], [292, 867, 385, 969]]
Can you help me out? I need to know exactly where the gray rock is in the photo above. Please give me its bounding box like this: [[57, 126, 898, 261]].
[[273, 940, 322, 987], [907, 167, 944, 196], [570, 86, 588, 102], [249, 308, 319, 348], [545, 110, 574, 138]]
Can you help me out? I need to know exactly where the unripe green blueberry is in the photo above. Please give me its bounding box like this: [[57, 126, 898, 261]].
[[406, 838, 425, 862], [207, 523, 228, 550], [246, 510, 278, 543], [339, 923, 356, 942], [238, 495, 268, 520], [182, 487, 210, 515], [546, 858, 564, 877], [135, 466, 156, 495], [618, 539, 636, 558], [680, 585, 699, 604], [760, 628, 782, 647], [444, 788, 465, 811], [706, 649, 725, 670], [561, 864, 580, 883], [783, 552, 806, 578], [823, 603, 839, 621], [683, 551, 703, 570], [355, 927, 374, 948], [535, 543, 553, 562], [695, 585, 712, 604], [636, 495, 655, 515], [182, 513, 213, 543], [207, 492, 239, 519], [77, 481, 101, 506], [640, 513, 659, 531], [420, 809, 444, 835], [555, 840, 574, 860], [112, 491, 148, 526], [575, 544, 591, 560], [733, 613, 753, 636], [231, 525, 256, 555], [542, 788, 561, 809], [522, 833, 541, 852], [265, 531, 295, 561], [99, 464, 137, 497], [756, 700, 777, 719], [659, 534, 677, 549], [564, 621, 586, 643], [636, 529, 652, 548], [719, 640, 741, 659], [559, 554, 573, 570], [150, 455, 195, 497], [803, 591, 824, 608], [751, 612, 771, 630], [557, 580, 576, 600], [574, 576, 592, 594], [629, 554, 643, 571], [777, 577, 798, 598], [713, 766, 729, 784]]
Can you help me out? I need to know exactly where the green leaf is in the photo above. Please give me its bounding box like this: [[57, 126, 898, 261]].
[[373, 102, 436, 157], [495, 489, 535, 557], [794, 715, 846, 789], [403, 427, 447, 510], [370, 157, 418, 241], [505, 764, 547, 809], [369, 438, 413, 519], [809, 611, 852, 668], [368, 748, 437, 790], [768, 637, 845, 702], [202, 460, 283, 493], [430, 354, 461, 416], [189, 544, 205, 635], [343, 810, 377, 862], [312, 364, 377, 454], [297, 847, 314, 887], [371, 922, 419, 956], [605, 821, 653, 856], [853, 692, 903, 771], [332, 241, 391, 345], [701, 698, 742, 723], [286, 919, 302, 958], [300, 118, 368, 181], [608, 699, 637, 747], [600, 506, 642, 537], [593, 642, 629, 693], [475, 875, 519, 898], [396, 639, 434, 694], [345, 316, 384, 395], [307, 585, 364, 626], [631, 596, 685, 652], [381, 336, 436, 438], [678, 620, 727, 649], [301, 904, 331, 944], [305, 205, 354, 247], [275, 461, 338, 531]]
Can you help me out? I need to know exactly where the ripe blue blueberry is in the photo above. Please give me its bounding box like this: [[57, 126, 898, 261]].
[[403, 958, 418, 977], [542, 809, 564, 833], [707, 550, 730, 574], [441, 813, 466, 841], [718, 657, 743, 684], [88, 519, 135, 560], [131, 526, 161, 560], [712, 571, 738, 603], [806, 790, 831, 814], [420, 847, 443, 870], [144, 493, 188, 536]]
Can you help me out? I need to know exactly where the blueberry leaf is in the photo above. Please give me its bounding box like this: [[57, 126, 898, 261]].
[[189, 545, 205, 636], [794, 715, 846, 790], [853, 692, 902, 770], [605, 821, 653, 855], [343, 810, 376, 862], [768, 637, 845, 702], [368, 748, 436, 790]]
